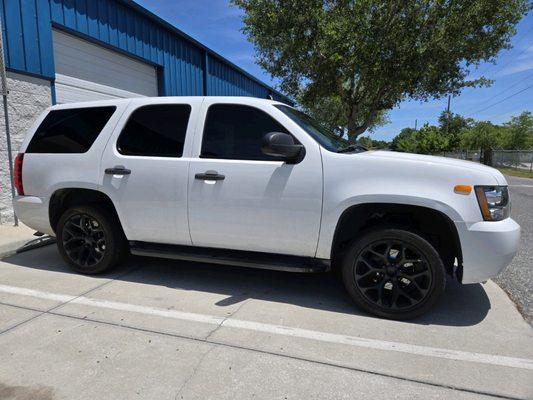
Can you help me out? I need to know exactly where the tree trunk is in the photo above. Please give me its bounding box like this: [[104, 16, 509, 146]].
[[346, 106, 378, 143], [482, 148, 493, 166]]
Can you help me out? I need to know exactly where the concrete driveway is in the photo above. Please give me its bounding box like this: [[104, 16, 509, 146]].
[[0, 246, 532, 400]]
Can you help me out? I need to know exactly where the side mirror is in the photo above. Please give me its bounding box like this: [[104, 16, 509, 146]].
[[261, 132, 305, 163]]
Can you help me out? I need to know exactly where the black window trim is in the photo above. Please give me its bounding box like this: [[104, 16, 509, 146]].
[[199, 103, 304, 162], [26, 105, 117, 154], [116, 103, 192, 158]]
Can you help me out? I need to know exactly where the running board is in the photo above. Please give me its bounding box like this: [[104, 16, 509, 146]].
[[129, 241, 330, 273]]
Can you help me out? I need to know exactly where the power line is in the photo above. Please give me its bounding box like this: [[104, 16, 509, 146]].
[[488, 72, 533, 99], [466, 72, 533, 111], [484, 107, 530, 121], [470, 84, 533, 114]]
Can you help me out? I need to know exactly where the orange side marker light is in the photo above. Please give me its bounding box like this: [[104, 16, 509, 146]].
[[454, 185, 472, 195]]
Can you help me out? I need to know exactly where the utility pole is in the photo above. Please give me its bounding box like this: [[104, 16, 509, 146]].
[[445, 95, 451, 135], [0, 20, 18, 226], [414, 119, 417, 130]]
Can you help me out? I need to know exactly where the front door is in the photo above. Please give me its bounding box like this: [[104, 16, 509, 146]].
[[100, 99, 200, 245], [188, 102, 323, 257]]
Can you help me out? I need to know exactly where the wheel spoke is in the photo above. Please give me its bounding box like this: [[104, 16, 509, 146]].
[[367, 248, 387, 261], [390, 284, 401, 309]]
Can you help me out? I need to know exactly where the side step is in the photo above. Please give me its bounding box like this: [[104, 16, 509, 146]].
[[129, 241, 330, 273]]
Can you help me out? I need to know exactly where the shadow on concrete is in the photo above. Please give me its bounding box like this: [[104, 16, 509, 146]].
[[1, 245, 491, 327]]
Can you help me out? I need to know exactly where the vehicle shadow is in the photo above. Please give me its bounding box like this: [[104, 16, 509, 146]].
[[1, 245, 491, 327]]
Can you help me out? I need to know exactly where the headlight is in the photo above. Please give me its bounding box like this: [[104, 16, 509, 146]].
[[474, 186, 510, 221]]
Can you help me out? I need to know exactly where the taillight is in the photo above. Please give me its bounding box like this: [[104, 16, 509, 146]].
[[14, 153, 24, 195]]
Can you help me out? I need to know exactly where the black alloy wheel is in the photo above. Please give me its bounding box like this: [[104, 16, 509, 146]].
[[57, 205, 126, 274], [342, 227, 445, 320], [354, 239, 432, 310], [62, 213, 107, 267]]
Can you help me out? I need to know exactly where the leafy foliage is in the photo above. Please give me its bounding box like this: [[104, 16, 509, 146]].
[[390, 125, 448, 154], [461, 121, 504, 150], [438, 111, 474, 151], [233, 0, 528, 140], [387, 111, 532, 157], [503, 111, 533, 150]]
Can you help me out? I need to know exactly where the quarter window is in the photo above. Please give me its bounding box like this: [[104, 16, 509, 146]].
[[117, 104, 191, 157], [26, 106, 116, 153], [201, 104, 291, 161]]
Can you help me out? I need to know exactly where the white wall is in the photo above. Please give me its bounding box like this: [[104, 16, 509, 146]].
[[0, 71, 51, 224]]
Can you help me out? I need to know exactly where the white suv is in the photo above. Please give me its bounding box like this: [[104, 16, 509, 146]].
[[13, 96, 520, 319]]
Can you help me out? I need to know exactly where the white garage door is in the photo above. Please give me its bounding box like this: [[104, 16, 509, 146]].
[[53, 30, 158, 104]]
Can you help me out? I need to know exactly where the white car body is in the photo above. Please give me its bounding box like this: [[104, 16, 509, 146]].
[[14, 96, 520, 284]]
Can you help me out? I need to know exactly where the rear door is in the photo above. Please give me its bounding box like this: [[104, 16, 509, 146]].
[[100, 98, 202, 245], [187, 99, 323, 257]]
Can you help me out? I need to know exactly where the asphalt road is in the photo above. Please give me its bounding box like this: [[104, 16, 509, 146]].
[[0, 245, 532, 399], [495, 175, 533, 324]]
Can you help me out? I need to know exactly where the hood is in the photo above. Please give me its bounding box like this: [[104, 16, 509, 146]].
[[365, 150, 507, 185]]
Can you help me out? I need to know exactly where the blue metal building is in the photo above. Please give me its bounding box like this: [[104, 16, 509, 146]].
[[0, 0, 290, 104]]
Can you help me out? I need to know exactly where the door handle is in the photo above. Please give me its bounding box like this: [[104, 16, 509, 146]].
[[195, 171, 225, 181], [105, 166, 131, 175]]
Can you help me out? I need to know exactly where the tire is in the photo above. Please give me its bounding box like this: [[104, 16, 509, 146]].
[[341, 227, 445, 320], [56, 205, 126, 274]]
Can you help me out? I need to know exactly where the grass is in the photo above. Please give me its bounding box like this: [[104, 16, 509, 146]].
[[498, 167, 533, 179]]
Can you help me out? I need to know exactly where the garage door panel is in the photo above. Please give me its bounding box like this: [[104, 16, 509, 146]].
[[53, 30, 158, 103], [54, 34, 156, 80], [55, 74, 151, 104]]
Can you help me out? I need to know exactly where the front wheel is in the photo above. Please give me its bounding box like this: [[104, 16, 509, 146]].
[[57, 205, 126, 274], [341, 227, 445, 320]]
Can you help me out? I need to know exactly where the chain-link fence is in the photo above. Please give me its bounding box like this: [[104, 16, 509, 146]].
[[441, 150, 533, 172], [492, 150, 533, 171], [441, 150, 481, 162]]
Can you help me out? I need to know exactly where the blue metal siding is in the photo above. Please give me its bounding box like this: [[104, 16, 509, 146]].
[[0, 0, 291, 103], [1, 0, 54, 78], [207, 55, 269, 99]]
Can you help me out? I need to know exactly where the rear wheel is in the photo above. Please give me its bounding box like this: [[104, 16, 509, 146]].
[[57, 205, 125, 274], [341, 227, 445, 320]]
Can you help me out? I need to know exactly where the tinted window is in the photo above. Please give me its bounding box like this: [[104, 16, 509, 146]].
[[117, 104, 191, 157], [26, 107, 116, 153], [275, 105, 350, 152], [201, 104, 290, 161]]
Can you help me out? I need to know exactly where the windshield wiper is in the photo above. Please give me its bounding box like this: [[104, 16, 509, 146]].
[[337, 144, 368, 153]]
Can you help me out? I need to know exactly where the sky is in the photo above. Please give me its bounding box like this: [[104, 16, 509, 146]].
[[135, 0, 532, 141]]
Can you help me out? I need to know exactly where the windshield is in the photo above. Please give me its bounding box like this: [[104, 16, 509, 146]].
[[275, 105, 353, 152]]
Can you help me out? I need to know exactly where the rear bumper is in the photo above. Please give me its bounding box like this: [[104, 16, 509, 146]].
[[13, 196, 54, 236], [456, 218, 520, 284]]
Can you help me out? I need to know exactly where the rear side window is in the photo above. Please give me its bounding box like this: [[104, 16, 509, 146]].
[[26, 107, 116, 153], [117, 104, 191, 157], [201, 104, 290, 161]]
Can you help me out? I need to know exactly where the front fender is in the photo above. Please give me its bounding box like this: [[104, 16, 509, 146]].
[[315, 194, 463, 259]]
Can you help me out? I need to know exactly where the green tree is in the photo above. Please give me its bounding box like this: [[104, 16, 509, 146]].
[[390, 128, 418, 152], [300, 94, 389, 136], [357, 136, 390, 149], [232, 0, 528, 141], [438, 111, 474, 151], [502, 111, 533, 149], [391, 125, 448, 154], [414, 125, 449, 154], [461, 122, 505, 165]]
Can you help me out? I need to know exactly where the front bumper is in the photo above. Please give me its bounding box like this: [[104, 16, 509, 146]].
[[13, 196, 54, 236], [456, 218, 520, 284]]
